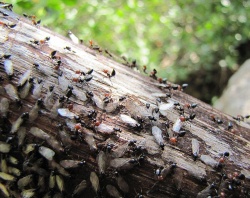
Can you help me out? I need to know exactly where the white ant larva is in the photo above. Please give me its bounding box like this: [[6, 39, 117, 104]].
[[96, 151, 107, 174], [191, 138, 200, 160], [7, 156, 18, 165], [106, 185, 122, 198], [4, 58, 13, 78], [17, 127, 26, 147], [17, 175, 33, 189], [19, 78, 34, 99], [115, 172, 129, 193], [92, 95, 104, 110], [152, 126, 164, 150], [0, 183, 10, 197], [172, 116, 185, 133], [84, 132, 97, 151], [68, 30, 79, 44], [49, 171, 56, 189], [44, 86, 55, 109], [18, 70, 31, 87], [56, 174, 64, 192], [8, 167, 21, 176], [92, 94, 119, 113], [73, 89, 87, 102], [49, 160, 70, 177], [0, 172, 16, 181], [33, 63, 52, 76], [32, 79, 43, 99], [59, 160, 85, 169], [21, 189, 36, 198], [0, 98, 9, 117], [120, 114, 140, 128], [4, 84, 20, 102], [46, 133, 65, 153], [95, 123, 114, 134], [158, 101, 174, 116], [51, 96, 65, 118], [29, 127, 50, 140], [200, 155, 218, 168], [0, 141, 11, 153], [58, 125, 74, 148], [10, 112, 29, 134], [22, 144, 38, 155], [73, 180, 87, 196], [57, 108, 77, 119], [109, 157, 138, 170], [1, 156, 8, 173], [90, 172, 100, 194], [29, 99, 43, 122], [38, 146, 55, 161], [58, 73, 70, 92]]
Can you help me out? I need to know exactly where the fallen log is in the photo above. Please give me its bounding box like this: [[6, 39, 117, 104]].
[[0, 5, 250, 198]]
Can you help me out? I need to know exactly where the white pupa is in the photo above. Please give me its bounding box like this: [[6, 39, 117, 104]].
[[68, 30, 79, 44], [172, 118, 183, 133], [32, 79, 43, 99], [120, 114, 139, 127], [4, 59, 13, 77], [39, 146, 55, 161], [159, 101, 174, 116], [95, 123, 114, 134], [58, 108, 76, 119], [152, 126, 164, 149], [0, 98, 9, 117], [4, 84, 19, 101], [90, 172, 100, 194], [18, 70, 31, 87]]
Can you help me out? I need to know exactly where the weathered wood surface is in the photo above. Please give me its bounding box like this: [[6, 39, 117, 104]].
[[0, 7, 250, 198]]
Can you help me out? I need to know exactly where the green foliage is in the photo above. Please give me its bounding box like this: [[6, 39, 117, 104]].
[[9, 0, 250, 82]]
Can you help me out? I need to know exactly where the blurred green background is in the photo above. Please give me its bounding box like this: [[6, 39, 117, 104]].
[[8, 0, 250, 104]]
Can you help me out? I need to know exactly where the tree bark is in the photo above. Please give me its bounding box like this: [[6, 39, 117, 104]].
[[0, 7, 250, 198]]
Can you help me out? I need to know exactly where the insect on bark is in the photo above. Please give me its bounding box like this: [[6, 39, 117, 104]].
[[90, 172, 100, 194], [68, 30, 79, 44], [109, 157, 138, 170], [3, 57, 13, 78], [96, 150, 107, 174], [32, 78, 43, 99], [84, 132, 97, 151], [59, 160, 85, 169], [106, 184, 122, 198], [10, 112, 29, 134], [0, 98, 9, 117], [19, 77, 34, 99], [191, 138, 200, 160], [38, 146, 55, 161], [73, 179, 87, 196], [18, 70, 31, 87], [29, 98, 43, 122], [4, 84, 20, 103], [58, 108, 77, 119], [17, 127, 26, 148], [120, 114, 140, 128], [17, 174, 33, 189], [152, 126, 164, 150]]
